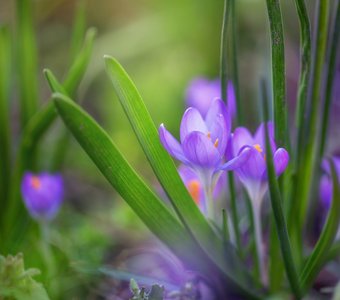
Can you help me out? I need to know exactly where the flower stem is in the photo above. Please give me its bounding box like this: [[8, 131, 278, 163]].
[[205, 177, 215, 220], [252, 200, 266, 285]]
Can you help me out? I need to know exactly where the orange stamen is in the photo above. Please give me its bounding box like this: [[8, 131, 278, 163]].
[[254, 144, 263, 153], [188, 180, 201, 205], [214, 138, 219, 148], [207, 132, 211, 139], [31, 176, 41, 190]]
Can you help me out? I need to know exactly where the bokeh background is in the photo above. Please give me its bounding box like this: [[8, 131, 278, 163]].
[[1, 0, 339, 298]]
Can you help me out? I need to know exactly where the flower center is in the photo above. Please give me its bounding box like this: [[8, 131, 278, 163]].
[[254, 144, 263, 153], [30, 176, 41, 190], [187, 180, 201, 205], [254, 144, 266, 160], [207, 132, 219, 148]]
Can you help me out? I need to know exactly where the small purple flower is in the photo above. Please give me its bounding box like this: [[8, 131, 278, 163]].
[[319, 157, 340, 209], [21, 172, 64, 221], [159, 98, 250, 177], [178, 165, 226, 213], [185, 77, 236, 120], [230, 122, 289, 283], [231, 122, 289, 203]]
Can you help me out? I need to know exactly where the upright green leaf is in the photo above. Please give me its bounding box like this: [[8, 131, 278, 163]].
[[265, 0, 287, 147], [70, 0, 87, 60], [16, 0, 38, 128], [104, 56, 260, 298], [292, 0, 330, 259], [63, 27, 96, 95], [293, 0, 312, 160], [0, 26, 12, 218], [230, 0, 242, 124], [299, 161, 340, 292], [52, 93, 213, 277], [319, 0, 340, 158], [263, 94, 301, 298], [220, 0, 242, 255]]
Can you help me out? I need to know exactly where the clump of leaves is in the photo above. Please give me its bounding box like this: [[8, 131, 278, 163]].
[[0, 253, 49, 300], [129, 278, 164, 300]]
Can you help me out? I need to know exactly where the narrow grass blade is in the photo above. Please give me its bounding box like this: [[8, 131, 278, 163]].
[[52, 93, 217, 279], [220, 0, 230, 103], [222, 209, 230, 243], [299, 161, 340, 292], [293, 0, 312, 161], [230, 0, 242, 124], [291, 0, 330, 259], [63, 27, 96, 95], [0, 26, 12, 225], [16, 0, 38, 128], [70, 0, 86, 60], [319, 0, 340, 158], [220, 0, 242, 254], [104, 56, 261, 298], [263, 95, 302, 298], [265, 0, 287, 147]]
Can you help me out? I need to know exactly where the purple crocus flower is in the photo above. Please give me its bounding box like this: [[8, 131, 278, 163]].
[[230, 122, 289, 284], [21, 172, 64, 221], [159, 98, 249, 218], [159, 98, 250, 176], [231, 122, 289, 203], [319, 157, 340, 210], [185, 77, 236, 120], [178, 165, 226, 213]]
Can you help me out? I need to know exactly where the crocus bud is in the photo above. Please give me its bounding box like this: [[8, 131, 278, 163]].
[[21, 172, 64, 221]]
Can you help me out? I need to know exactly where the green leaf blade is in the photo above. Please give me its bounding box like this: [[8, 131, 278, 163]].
[[0, 26, 12, 218], [63, 27, 97, 95], [16, 0, 39, 128], [299, 160, 340, 292], [52, 93, 211, 274], [265, 0, 288, 147], [104, 56, 261, 298]]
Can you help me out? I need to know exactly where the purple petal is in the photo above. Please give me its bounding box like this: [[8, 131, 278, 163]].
[[185, 78, 220, 118], [180, 108, 208, 143], [254, 122, 276, 152], [218, 147, 252, 171], [159, 124, 189, 164], [21, 172, 64, 221], [231, 127, 254, 155], [319, 175, 332, 210], [235, 147, 266, 181], [207, 113, 229, 156], [205, 98, 230, 135], [273, 148, 289, 176], [182, 131, 221, 168], [227, 81, 236, 120], [321, 157, 340, 177]]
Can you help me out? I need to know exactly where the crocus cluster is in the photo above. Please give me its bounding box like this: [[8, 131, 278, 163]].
[[159, 77, 290, 283], [159, 98, 251, 217], [21, 172, 64, 222]]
